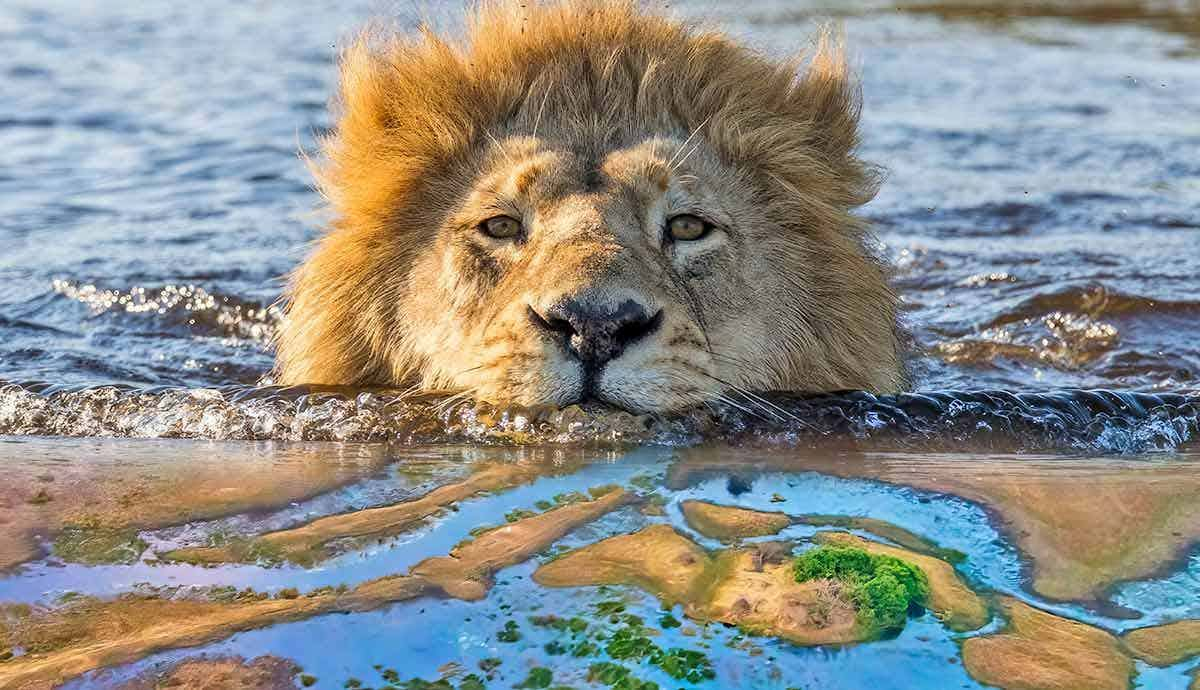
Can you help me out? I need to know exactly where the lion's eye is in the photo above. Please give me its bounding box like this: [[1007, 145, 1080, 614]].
[[666, 214, 711, 242], [480, 215, 522, 239]]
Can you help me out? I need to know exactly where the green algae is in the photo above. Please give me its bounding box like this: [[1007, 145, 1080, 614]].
[[515, 666, 553, 688], [505, 508, 538, 523], [165, 529, 290, 567], [328, 601, 704, 690], [52, 521, 147, 565], [793, 545, 930, 635], [629, 475, 659, 491], [588, 662, 659, 690], [496, 619, 521, 642]]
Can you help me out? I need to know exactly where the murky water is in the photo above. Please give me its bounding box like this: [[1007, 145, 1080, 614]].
[[2, 1, 1199, 689]]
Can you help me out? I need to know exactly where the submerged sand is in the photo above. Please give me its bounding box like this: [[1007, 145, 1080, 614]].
[[0, 438, 400, 570], [0, 488, 629, 688]]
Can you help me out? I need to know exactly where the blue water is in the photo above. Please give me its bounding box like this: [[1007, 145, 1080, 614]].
[[1, 0, 1198, 397]]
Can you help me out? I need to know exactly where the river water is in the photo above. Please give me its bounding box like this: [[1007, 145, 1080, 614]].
[[1, 2, 1199, 689], [1, 0, 1198, 441]]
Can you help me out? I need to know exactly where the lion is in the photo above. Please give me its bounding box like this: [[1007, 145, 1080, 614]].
[[275, 0, 906, 413]]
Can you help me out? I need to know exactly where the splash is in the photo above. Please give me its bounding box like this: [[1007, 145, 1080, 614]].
[[0, 382, 1194, 452]]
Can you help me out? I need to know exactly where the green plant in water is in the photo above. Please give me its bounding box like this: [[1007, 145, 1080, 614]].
[[605, 625, 657, 660], [505, 508, 538, 523], [588, 662, 659, 690], [515, 666, 553, 688], [497, 619, 521, 642], [53, 522, 147, 565], [792, 545, 929, 635]]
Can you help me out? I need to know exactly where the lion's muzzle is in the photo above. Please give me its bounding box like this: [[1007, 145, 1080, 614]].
[[528, 296, 663, 372]]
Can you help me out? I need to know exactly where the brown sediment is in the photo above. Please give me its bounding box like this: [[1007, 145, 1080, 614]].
[[533, 524, 709, 605], [0, 438, 401, 570], [961, 597, 1134, 690], [0, 488, 628, 689], [680, 501, 791, 541], [1123, 619, 1200, 666], [815, 532, 989, 632], [535, 523, 981, 645], [410, 486, 632, 600], [668, 447, 1200, 602], [114, 655, 301, 690], [166, 462, 544, 566]]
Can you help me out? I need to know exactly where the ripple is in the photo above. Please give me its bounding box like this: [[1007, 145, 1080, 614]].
[[51, 281, 281, 344], [937, 311, 1120, 370], [0, 383, 1194, 453]]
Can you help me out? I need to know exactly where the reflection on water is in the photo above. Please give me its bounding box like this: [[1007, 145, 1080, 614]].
[[0, 442, 1195, 689]]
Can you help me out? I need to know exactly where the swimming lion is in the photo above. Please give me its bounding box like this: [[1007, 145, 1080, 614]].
[[276, 0, 905, 413]]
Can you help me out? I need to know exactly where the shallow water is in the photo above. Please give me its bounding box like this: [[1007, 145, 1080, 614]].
[[2, 1, 1200, 689], [0, 442, 1193, 689]]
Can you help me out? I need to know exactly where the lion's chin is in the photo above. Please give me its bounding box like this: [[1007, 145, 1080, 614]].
[[473, 365, 701, 415]]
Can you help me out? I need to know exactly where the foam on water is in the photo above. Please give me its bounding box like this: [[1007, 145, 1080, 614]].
[[1, 382, 1195, 452]]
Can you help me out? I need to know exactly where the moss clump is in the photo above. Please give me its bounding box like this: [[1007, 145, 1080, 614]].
[[793, 545, 929, 635]]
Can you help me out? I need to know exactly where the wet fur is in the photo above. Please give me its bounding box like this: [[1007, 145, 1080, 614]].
[[276, 0, 905, 412]]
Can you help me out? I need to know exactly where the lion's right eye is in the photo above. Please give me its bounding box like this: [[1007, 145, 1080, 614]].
[[480, 215, 522, 240]]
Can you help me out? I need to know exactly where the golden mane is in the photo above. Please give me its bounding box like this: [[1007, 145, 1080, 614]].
[[277, 0, 894, 396]]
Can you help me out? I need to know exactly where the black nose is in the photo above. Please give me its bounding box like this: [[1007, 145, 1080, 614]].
[[529, 297, 663, 367]]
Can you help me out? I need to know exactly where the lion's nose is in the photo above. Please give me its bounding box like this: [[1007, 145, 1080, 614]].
[[528, 297, 663, 367]]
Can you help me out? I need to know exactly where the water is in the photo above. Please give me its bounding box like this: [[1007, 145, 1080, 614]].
[[1, 1, 1199, 689]]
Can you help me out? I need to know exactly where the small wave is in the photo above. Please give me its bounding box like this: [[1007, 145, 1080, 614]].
[[933, 283, 1200, 374], [51, 281, 282, 344], [937, 311, 1119, 369], [982, 283, 1200, 329], [0, 383, 1195, 453]]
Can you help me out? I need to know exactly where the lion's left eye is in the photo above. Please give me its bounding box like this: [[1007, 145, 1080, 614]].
[[666, 214, 711, 242], [480, 215, 522, 239]]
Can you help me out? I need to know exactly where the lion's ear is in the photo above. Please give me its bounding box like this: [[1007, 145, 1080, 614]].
[[787, 30, 862, 162]]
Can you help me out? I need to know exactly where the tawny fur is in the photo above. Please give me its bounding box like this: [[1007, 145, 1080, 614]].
[[276, 0, 905, 412]]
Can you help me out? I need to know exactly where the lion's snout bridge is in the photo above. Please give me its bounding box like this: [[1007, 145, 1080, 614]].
[[528, 296, 662, 369]]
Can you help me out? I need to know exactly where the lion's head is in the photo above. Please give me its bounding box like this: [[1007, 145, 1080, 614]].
[[276, 0, 905, 413]]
